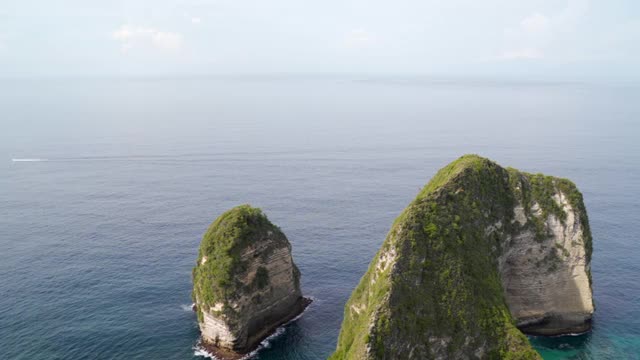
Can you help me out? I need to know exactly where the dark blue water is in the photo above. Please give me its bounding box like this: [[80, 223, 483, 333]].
[[1, 77, 639, 359]]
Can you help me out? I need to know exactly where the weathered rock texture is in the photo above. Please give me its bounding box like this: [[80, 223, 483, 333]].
[[330, 155, 593, 360], [192, 205, 309, 358], [500, 171, 593, 336]]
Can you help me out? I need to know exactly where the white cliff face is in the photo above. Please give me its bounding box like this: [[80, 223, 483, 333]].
[[499, 189, 594, 335], [200, 310, 238, 348]]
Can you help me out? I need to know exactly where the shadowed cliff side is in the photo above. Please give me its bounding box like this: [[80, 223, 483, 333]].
[[330, 155, 593, 360]]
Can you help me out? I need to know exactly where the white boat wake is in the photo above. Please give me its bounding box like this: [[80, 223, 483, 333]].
[[11, 158, 48, 162]]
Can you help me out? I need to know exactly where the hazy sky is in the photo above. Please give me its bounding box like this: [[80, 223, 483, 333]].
[[1, 0, 639, 79]]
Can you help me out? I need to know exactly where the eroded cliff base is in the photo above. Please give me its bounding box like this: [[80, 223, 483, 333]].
[[519, 314, 593, 336], [198, 297, 312, 360]]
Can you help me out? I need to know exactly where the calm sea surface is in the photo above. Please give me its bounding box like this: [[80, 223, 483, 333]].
[[1, 77, 639, 359]]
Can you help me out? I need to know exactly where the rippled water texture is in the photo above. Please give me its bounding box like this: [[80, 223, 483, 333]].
[[1, 77, 639, 359]]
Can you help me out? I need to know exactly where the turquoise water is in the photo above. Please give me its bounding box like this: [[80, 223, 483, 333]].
[[1, 77, 639, 359]]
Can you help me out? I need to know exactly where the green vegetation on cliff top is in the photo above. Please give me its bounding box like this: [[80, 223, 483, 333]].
[[192, 205, 289, 319], [331, 155, 591, 360]]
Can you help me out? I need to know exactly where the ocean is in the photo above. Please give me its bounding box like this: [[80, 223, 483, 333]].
[[1, 76, 639, 359]]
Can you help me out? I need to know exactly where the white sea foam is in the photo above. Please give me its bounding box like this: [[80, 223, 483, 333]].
[[193, 347, 220, 359], [193, 297, 314, 359], [181, 303, 195, 312], [529, 329, 590, 339], [551, 331, 590, 337], [11, 158, 48, 162], [193, 327, 285, 360]]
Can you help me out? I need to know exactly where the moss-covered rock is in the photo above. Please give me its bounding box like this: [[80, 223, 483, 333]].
[[192, 205, 309, 358], [330, 155, 593, 360]]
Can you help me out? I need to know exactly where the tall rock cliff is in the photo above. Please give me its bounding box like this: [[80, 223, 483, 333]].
[[192, 205, 309, 359], [330, 155, 593, 360], [501, 169, 593, 336]]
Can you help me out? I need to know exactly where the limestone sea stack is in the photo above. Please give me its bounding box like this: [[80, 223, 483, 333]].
[[330, 155, 593, 360], [192, 205, 310, 359]]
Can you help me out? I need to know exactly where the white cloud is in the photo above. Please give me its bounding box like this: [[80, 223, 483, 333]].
[[555, 0, 589, 29], [191, 17, 202, 25], [499, 48, 544, 60], [344, 29, 376, 49], [521, 13, 550, 34], [111, 25, 183, 52], [497, 13, 551, 60], [498, 0, 589, 61], [151, 31, 182, 50]]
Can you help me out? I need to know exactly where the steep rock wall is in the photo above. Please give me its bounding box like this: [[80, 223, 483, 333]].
[[499, 172, 593, 335]]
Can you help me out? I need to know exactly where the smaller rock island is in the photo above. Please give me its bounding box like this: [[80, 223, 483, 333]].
[[192, 205, 310, 359]]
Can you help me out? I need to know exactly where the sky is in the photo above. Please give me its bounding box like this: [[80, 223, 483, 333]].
[[0, 0, 639, 79]]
